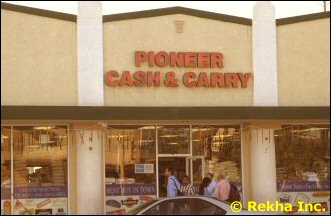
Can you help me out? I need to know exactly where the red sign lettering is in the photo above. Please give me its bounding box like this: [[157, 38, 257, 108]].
[[183, 72, 197, 88], [155, 51, 170, 67], [210, 52, 223, 68], [135, 51, 147, 67], [120, 71, 134, 87], [107, 51, 252, 89], [164, 72, 178, 87], [197, 72, 210, 88], [210, 72, 225, 88], [105, 70, 120, 87], [133, 71, 146, 87], [147, 72, 161, 87]]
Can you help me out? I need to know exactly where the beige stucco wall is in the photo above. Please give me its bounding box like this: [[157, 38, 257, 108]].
[[104, 14, 253, 106], [1, 10, 77, 106], [3, 10, 329, 107], [277, 18, 330, 106]]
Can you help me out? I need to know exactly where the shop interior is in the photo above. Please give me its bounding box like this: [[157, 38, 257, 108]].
[[104, 124, 242, 198]]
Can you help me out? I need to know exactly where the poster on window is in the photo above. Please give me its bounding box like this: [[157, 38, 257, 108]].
[[13, 197, 67, 215], [1, 186, 68, 215], [1, 199, 11, 215], [105, 195, 156, 215], [105, 184, 156, 215], [277, 191, 330, 214], [274, 125, 330, 215]]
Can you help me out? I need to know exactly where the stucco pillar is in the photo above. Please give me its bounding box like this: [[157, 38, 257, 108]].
[[253, 1, 279, 106], [76, 2, 104, 214], [249, 126, 278, 203], [76, 126, 104, 214], [77, 1, 104, 106]]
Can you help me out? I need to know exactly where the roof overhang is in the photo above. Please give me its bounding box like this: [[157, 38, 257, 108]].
[[1, 106, 330, 121], [1, 2, 329, 26]]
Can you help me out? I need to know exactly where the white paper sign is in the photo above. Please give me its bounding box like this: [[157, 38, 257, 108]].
[[135, 164, 154, 174]]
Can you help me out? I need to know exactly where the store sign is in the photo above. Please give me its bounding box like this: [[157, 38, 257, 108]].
[[105, 51, 252, 88], [106, 184, 156, 196]]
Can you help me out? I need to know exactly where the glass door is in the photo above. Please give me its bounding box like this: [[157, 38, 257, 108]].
[[186, 156, 205, 189], [157, 157, 187, 197]]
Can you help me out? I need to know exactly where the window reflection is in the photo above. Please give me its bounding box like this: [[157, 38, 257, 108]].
[[104, 125, 157, 215], [275, 125, 330, 192], [12, 125, 68, 215], [158, 126, 190, 154], [192, 126, 242, 186]]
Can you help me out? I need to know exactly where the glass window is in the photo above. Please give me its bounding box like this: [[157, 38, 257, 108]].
[[158, 126, 190, 155], [275, 125, 330, 192], [105, 125, 157, 215], [1, 126, 12, 215], [192, 125, 242, 195], [12, 125, 68, 215], [191, 126, 215, 157], [192, 158, 203, 185]]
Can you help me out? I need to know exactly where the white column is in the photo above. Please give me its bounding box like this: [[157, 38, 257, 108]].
[[76, 129, 104, 214], [253, 1, 278, 106], [250, 128, 277, 203], [77, 1, 104, 106]]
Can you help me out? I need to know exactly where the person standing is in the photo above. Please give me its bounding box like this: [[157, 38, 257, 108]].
[[206, 172, 217, 196], [214, 174, 231, 201], [180, 175, 195, 196], [165, 167, 181, 198], [199, 177, 212, 196]]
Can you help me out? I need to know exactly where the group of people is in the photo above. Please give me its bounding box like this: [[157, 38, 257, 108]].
[[164, 167, 240, 202]]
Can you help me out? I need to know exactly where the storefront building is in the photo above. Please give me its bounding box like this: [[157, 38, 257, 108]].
[[1, 1, 330, 215]]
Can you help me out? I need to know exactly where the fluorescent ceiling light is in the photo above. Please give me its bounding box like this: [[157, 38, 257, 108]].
[[192, 128, 213, 132], [290, 128, 329, 133], [139, 140, 155, 143], [139, 126, 163, 130], [33, 126, 55, 130], [1, 136, 8, 139], [108, 135, 129, 138], [213, 135, 233, 138], [26, 166, 42, 169], [212, 141, 229, 145], [159, 135, 180, 138], [28, 145, 41, 148], [53, 135, 67, 138], [168, 142, 178, 145]]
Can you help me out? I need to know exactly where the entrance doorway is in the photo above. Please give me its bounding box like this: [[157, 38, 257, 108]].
[[157, 156, 205, 197]]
